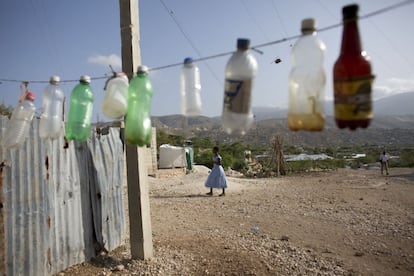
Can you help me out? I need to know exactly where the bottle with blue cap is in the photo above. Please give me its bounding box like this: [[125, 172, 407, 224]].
[[2, 92, 36, 149], [65, 75, 94, 141], [222, 38, 258, 135], [125, 65, 153, 146], [180, 57, 201, 116], [39, 75, 65, 139]]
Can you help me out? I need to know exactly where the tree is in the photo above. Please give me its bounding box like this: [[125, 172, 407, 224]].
[[191, 136, 214, 149], [156, 131, 182, 147]]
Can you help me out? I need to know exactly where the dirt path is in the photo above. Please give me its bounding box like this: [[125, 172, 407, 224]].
[[60, 167, 414, 275]]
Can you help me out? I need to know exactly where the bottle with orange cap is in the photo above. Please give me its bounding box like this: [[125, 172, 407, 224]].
[[2, 92, 37, 149]]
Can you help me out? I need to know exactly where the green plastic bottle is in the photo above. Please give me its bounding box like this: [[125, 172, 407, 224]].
[[65, 75, 94, 141], [125, 66, 153, 146]]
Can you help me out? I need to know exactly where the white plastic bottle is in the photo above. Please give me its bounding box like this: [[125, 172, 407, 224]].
[[180, 57, 202, 116], [222, 38, 258, 135], [2, 92, 36, 149], [39, 75, 65, 139], [288, 18, 326, 131], [102, 72, 129, 119]]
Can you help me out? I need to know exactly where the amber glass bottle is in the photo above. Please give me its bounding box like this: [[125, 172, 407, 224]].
[[333, 4, 374, 130]]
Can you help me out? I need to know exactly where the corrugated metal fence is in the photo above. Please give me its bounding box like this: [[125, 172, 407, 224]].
[[0, 116, 126, 275]]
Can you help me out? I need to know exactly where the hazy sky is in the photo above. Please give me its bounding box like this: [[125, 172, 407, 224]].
[[0, 0, 413, 121]]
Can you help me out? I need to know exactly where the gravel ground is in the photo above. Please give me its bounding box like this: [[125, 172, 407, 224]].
[[59, 166, 414, 275]]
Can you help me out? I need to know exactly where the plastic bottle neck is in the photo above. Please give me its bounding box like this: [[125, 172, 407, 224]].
[[302, 29, 316, 36], [184, 63, 195, 68], [340, 18, 362, 55]]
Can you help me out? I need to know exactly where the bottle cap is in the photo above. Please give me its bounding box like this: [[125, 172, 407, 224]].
[[342, 4, 359, 20], [301, 18, 316, 33], [183, 57, 193, 64], [237, 38, 250, 50], [137, 65, 149, 74], [116, 72, 128, 81], [49, 75, 60, 84], [26, 92, 36, 101], [80, 75, 91, 84]]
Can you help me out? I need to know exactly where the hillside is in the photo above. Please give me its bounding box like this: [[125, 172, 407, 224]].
[[374, 92, 414, 115], [152, 114, 414, 147], [153, 92, 414, 147], [251, 92, 414, 120]]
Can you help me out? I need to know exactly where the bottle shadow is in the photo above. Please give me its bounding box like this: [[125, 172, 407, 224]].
[[151, 194, 216, 199]]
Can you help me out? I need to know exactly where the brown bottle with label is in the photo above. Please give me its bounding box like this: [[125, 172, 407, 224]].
[[333, 4, 374, 130]]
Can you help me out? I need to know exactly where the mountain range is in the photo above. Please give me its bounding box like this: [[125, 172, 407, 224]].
[[250, 91, 414, 121], [152, 92, 414, 147]]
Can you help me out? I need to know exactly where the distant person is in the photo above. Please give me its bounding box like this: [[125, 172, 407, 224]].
[[379, 151, 389, 175], [205, 146, 227, 196]]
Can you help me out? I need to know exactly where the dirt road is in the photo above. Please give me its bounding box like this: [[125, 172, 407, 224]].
[[60, 166, 414, 275]]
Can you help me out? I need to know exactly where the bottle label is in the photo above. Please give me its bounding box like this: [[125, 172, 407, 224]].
[[223, 79, 252, 114], [334, 75, 374, 120]]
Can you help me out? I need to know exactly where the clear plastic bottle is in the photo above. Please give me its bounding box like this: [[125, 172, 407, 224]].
[[2, 92, 36, 149], [288, 18, 326, 131], [102, 72, 129, 119], [65, 75, 94, 141], [39, 75, 65, 139], [125, 65, 153, 146], [180, 57, 202, 116], [222, 38, 258, 135]]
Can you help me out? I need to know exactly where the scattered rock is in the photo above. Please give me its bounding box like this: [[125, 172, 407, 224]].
[[354, 252, 364, 257], [281, 235, 290, 241], [112, 264, 125, 272]]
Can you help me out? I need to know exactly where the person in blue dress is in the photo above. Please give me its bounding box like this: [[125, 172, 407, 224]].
[[205, 146, 228, 196]]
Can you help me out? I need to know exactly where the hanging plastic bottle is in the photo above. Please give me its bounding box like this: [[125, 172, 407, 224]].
[[102, 72, 129, 119], [2, 92, 36, 149], [65, 75, 94, 141], [222, 38, 258, 135], [180, 57, 202, 116], [334, 4, 374, 130], [288, 18, 326, 131], [39, 75, 65, 139], [125, 65, 153, 146]]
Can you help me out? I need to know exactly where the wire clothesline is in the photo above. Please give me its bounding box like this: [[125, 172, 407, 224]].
[[0, 76, 108, 84], [0, 0, 412, 85]]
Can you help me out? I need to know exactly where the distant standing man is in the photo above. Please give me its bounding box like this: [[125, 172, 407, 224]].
[[379, 151, 389, 175]]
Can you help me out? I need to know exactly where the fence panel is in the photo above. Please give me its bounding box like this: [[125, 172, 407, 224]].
[[0, 117, 125, 275]]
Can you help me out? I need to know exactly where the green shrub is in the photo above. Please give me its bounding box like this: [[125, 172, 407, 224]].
[[232, 159, 248, 171], [285, 159, 346, 173]]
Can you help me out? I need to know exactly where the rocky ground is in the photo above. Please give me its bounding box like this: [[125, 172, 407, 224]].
[[59, 166, 414, 275]]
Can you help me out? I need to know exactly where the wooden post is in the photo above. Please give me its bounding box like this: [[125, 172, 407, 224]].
[[119, 0, 153, 259], [0, 161, 6, 275]]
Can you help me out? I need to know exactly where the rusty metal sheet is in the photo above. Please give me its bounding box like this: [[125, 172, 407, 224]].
[[0, 116, 125, 275]]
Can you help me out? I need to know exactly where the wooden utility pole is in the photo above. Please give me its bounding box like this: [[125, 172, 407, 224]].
[[119, 0, 153, 259]]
